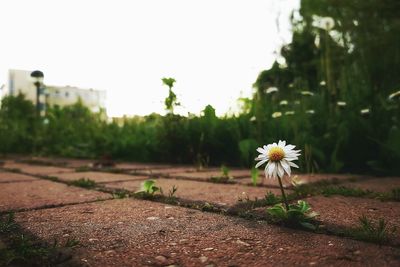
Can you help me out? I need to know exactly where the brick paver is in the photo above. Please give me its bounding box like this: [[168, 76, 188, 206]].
[[0, 171, 37, 183], [0, 180, 111, 212], [3, 162, 73, 176], [103, 178, 286, 206], [173, 169, 251, 181], [341, 177, 400, 193], [50, 171, 147, 183]]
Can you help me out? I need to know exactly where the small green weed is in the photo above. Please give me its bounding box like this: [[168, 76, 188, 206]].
[[264, 191, 281, 205], [390, 188, 400, 201], [70, 178, 97, 189], [135, 180, 160, 198], [0, 212, 16, 233], [168, 185, 178, 198], [251, 168, 259, 186], [347, 215, 396, 244], [267, 200, 319, 230], [210, 166, 234, 183]]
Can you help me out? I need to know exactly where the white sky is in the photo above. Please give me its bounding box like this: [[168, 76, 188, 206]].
[[0, 0, 299, 117]]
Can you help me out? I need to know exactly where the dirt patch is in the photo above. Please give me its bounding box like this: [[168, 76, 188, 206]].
[[50, 171, 148, 183], [0, 180, 111, 212], [14, 198, 400, 267], [0, 171, 38, 183], [104, 178, 286, 206]]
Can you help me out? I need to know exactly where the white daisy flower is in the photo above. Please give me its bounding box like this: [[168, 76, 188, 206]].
[[285, 111, 295, 115], [388, 90, 400, 100], [337, 101, 346, 107], [255, 140, 301, 179], [266, 87, 278, 94], [306, 109, 315, 114], [319, 81, 326, 86], [300, 91, 314, 96], [271, 112, 282, 118], [250, 116, 256, 122], [360, 108, 370, 115], [279, 100, 288, 106]]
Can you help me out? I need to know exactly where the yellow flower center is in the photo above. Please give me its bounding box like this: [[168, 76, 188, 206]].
[[268, 147, 285, 162]]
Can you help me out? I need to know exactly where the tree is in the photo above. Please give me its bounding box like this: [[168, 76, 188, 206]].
[[162, 77, 180, 114]]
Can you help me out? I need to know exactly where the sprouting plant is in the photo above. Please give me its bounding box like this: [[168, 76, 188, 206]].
[[70, 178, 97, 189], [221, 165, 230, 178], [264, 191, 281, 205], [390, 188, 400, 201], [0, 212, 16, 233], [168, 185, 178, 198], [135, 180, 160, 197], [251, 167, 259, 186], [65, 238, 80, 248], [349, 215, 396, 244], [267, 200, 319, 230]]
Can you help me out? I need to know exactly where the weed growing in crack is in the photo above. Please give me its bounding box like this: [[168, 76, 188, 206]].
[[135, 180, 160, 199], [70, 178, 97, 189], [168, 185, 178, 198], [210, 165, 234, 183], [251, 167, 259, 186], [267, 200, 319, 230], [0, 212, 16, 233], [390, 188, 400, 201], [347, 215, 396, 244], [112, 190, 130, 199]]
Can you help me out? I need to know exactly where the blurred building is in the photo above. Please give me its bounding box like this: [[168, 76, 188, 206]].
[[3, 69, 106, 113]]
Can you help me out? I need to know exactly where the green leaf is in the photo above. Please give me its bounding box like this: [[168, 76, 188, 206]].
[[300, 222, 317, 230], [267, 204, 287, 219]]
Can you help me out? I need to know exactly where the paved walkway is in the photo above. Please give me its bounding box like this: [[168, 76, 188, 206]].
[[1, 157, 400, 266]]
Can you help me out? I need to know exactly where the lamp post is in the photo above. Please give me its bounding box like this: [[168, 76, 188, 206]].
[[30, 70, 44, 117]]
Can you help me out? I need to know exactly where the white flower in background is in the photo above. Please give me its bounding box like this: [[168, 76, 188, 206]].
[[388, 90, 400, 100], [337, 101, 347, 107], [319, 81, 326, 86], [313, 15, 335, 31], [294, 100, 301, 105], [271, 112, 282, 118], [266, 87, 278, 94], [279, 100, 288, 106], [360, 108, 370, 115], [255, 140, 301, 179], [289, 83, 294, 88], [306, 110, 315, 114], [285, 111, 295, 115], [250, 116, 256, 122], [300, 91, 314, 96]]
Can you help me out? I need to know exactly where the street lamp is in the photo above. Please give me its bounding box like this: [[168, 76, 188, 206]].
[[30, 70, 44, 116]]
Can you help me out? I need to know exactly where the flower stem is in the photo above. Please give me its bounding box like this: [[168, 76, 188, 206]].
[[277, 176, 290, 211]]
